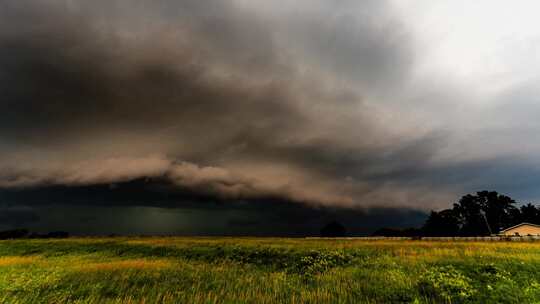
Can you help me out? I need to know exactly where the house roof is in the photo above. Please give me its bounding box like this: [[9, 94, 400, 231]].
[[500, 222, 540, 233]]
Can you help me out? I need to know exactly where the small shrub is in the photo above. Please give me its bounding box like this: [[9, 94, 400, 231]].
[[473, 263, 522, 303], [524, 281, 540, 300], [418, 265, 475, 303], [292, 250, 352, 279]]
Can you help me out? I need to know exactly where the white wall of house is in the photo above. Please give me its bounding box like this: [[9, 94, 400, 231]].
[[501, 224, 540, 236]]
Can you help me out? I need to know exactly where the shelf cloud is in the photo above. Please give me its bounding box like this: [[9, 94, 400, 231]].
[[3, 0, 540, 226]]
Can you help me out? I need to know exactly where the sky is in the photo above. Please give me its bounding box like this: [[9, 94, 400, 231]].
[[2, 1, 540, 235]]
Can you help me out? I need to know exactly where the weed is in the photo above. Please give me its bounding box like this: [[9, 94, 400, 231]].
[[418, 265, 475, 303]]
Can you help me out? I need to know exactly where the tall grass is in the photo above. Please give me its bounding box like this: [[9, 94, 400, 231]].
[[1, 238, 540, 303]]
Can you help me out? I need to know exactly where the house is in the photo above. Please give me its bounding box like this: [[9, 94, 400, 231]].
[[499, 223, 540, 236]]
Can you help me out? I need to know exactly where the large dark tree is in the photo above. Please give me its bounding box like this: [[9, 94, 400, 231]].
[[422, 191, 523, 237], [452, 191, 518, 236], [479, 191, 518, 233], [452, 194, 487, 236], [520, 203, 540, 224], [422, 209, 460, 236]]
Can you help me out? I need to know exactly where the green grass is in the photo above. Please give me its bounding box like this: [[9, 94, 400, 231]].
[[1, 238, 540, 303]]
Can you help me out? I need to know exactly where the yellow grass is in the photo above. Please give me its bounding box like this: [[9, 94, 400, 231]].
[[0, 256, 39, 267]]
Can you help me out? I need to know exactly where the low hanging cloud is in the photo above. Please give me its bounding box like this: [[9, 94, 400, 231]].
[[2, 0, 539, 212], [0, 156, 172, 188], [0, 155, 354, 206], [0, 151, 455, 209]]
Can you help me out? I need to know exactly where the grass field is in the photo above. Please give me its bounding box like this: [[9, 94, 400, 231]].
[[1, 238, 540, 303]]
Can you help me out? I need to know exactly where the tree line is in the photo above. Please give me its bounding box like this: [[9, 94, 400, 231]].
[[0, 229, 69, 240], [374, 191, 540, 237]]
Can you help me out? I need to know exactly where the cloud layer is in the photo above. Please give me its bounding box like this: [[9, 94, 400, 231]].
[[2, 0, 540, 214]]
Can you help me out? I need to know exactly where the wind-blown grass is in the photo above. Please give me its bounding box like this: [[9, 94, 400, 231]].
[[1, 238, 540, 303]]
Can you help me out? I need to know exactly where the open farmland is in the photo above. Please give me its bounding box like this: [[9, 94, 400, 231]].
[[2, 238, 540, 303]]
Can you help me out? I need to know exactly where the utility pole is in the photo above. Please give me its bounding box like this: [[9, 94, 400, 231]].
[[480, 210, 493, 235]]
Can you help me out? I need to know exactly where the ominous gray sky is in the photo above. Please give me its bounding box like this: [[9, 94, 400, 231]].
[[2, 1, 540, 233]]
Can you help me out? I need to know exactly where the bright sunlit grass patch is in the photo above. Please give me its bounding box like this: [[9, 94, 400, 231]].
[[0, 256, 39, 267]]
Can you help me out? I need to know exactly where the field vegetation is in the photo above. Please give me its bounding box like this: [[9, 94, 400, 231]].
[[1, 238, 540, 303]]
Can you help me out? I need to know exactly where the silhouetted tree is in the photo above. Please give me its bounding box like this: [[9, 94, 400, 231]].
[[422, 191, 522, 236], [320, 221, 346, 237], [520, 203, 540, 224], [453, 194, 489, 236], [478, 191, 518, 233], [422, 210, 460, 236], [452, 191, 518, 235], [381, 191, 540, 237]]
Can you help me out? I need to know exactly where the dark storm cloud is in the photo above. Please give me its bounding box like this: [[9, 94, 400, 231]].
[[0, 0, 445, 208], [0, 0, 299, 142], [2, 0, 529, 214]]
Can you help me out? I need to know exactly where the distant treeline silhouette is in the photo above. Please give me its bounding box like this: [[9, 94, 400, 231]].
[[374, 191, 540, 237], [0, 229, 69, 240]]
